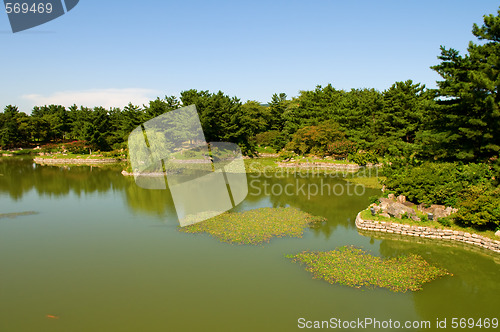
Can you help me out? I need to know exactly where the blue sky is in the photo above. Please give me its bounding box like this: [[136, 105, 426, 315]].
[[0, 0, 498, 113]]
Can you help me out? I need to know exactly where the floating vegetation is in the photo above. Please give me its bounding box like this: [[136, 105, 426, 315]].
[[178, 207, 326, 245], [286, 246, 451, 292], [0, 211, 38, 219]]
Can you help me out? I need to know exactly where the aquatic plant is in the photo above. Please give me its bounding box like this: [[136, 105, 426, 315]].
[[179, 207, 326, 245], [286, 246, 451, 292], [0, 211, 38, 219]]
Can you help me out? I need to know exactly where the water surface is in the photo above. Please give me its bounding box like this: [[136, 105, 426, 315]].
[[0, 158, 498, 331]]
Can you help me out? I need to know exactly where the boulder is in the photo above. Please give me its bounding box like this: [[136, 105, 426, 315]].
[[432, 207, 448, 219], [380, 212, 391, 218], [396, 195, 406, 203], [387, 193, 396, 201], [417, 204, 431, 213], [495, 230, 500, 238], [410, 215, 421, 222], [379, 198, 392, 211], [386, 202, 417, 219]]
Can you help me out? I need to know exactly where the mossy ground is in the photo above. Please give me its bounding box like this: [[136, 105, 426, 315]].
[[178, 207, 326, 245], [287, 246, 451, 292]]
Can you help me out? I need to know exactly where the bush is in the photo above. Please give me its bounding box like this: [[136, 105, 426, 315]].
[[278, 150, 297, 162], [368, 195, 379, 204], [40, 143, 61, 153], [254, 131, 289, 151], [64, 141, 90, 154], [255, 131, 280, 146], [348, 151, 378, 166], [383, 162, 493, 207], [287, 121, 346, 156], [437, 217, 452, 227], [454, 186, 500, 229], [326, 139, 357, 158]]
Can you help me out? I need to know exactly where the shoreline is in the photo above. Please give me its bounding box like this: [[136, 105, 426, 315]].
[[33, 157, 123, 165], [355, 212, 500, 254]]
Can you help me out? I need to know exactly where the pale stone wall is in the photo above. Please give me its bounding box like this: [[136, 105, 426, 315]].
[[34, 157, 120, 165], [355, 212, 500, 254]]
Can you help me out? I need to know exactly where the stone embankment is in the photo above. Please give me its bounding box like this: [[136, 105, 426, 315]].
[[355, 212, 500, 254], [34, 157, 121, 165], [277, 162, 362, 171]]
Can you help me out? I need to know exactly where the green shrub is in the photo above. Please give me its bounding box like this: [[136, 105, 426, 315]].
[[255, 131, 280, 146], [368, 195, 379, 204], [326, 139, 357, 159], [454, 186, 500, 229], [348, 151, 378, 166], [286, 121, 346, 156], [40, 143, 61, 153], [437, 217, 452, 227], [64, 141, 90, 154], [383, 162, 493, 207], [278, 150, 297, 162], [255, 131, 289, 151]]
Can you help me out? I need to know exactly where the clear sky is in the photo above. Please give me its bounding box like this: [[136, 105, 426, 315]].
[[0, 0, 498, 113]]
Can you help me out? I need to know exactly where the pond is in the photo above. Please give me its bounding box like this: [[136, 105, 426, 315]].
[[0, 157, 499, 331]]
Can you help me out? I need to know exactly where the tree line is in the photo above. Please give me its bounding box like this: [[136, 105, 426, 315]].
[[1, 7, 499, 165]]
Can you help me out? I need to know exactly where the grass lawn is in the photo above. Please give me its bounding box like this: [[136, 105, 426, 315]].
[[256, 146, 276, 154], [286, 246, 451, 292], [178, 207, 326, 245], [344, 175, 385, 189]]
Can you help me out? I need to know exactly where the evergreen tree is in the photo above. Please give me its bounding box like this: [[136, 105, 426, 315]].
[[429, 8, 500, 161]]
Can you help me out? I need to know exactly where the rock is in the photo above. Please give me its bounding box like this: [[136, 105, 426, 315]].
[[380, 212, 391, 218], [387, 193, 395, 201], [495, 230, 500, 238], [396, 195, 406, 203], [417, 204, 429, 213], [433, 208, 449, 219], [410, 215, 421, 222], [386, 202, 417, 219]]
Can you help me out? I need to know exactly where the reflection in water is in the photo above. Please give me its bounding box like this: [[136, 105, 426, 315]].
[[363, 231, 500, 320], [0, 157, 381, 237], [1, 157, 500, 331]]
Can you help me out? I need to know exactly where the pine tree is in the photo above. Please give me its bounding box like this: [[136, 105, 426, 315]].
[[430, 8, 500, 161]]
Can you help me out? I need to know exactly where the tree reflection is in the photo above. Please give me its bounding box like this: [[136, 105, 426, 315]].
[[370, 232, 500, 320]]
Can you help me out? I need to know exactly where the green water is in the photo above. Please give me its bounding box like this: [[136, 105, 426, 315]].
[[0, 158, 499, 331]]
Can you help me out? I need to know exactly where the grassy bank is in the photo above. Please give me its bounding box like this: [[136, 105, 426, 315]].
[[359, 208, 498, 241], [344, 175, 385, 189]]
